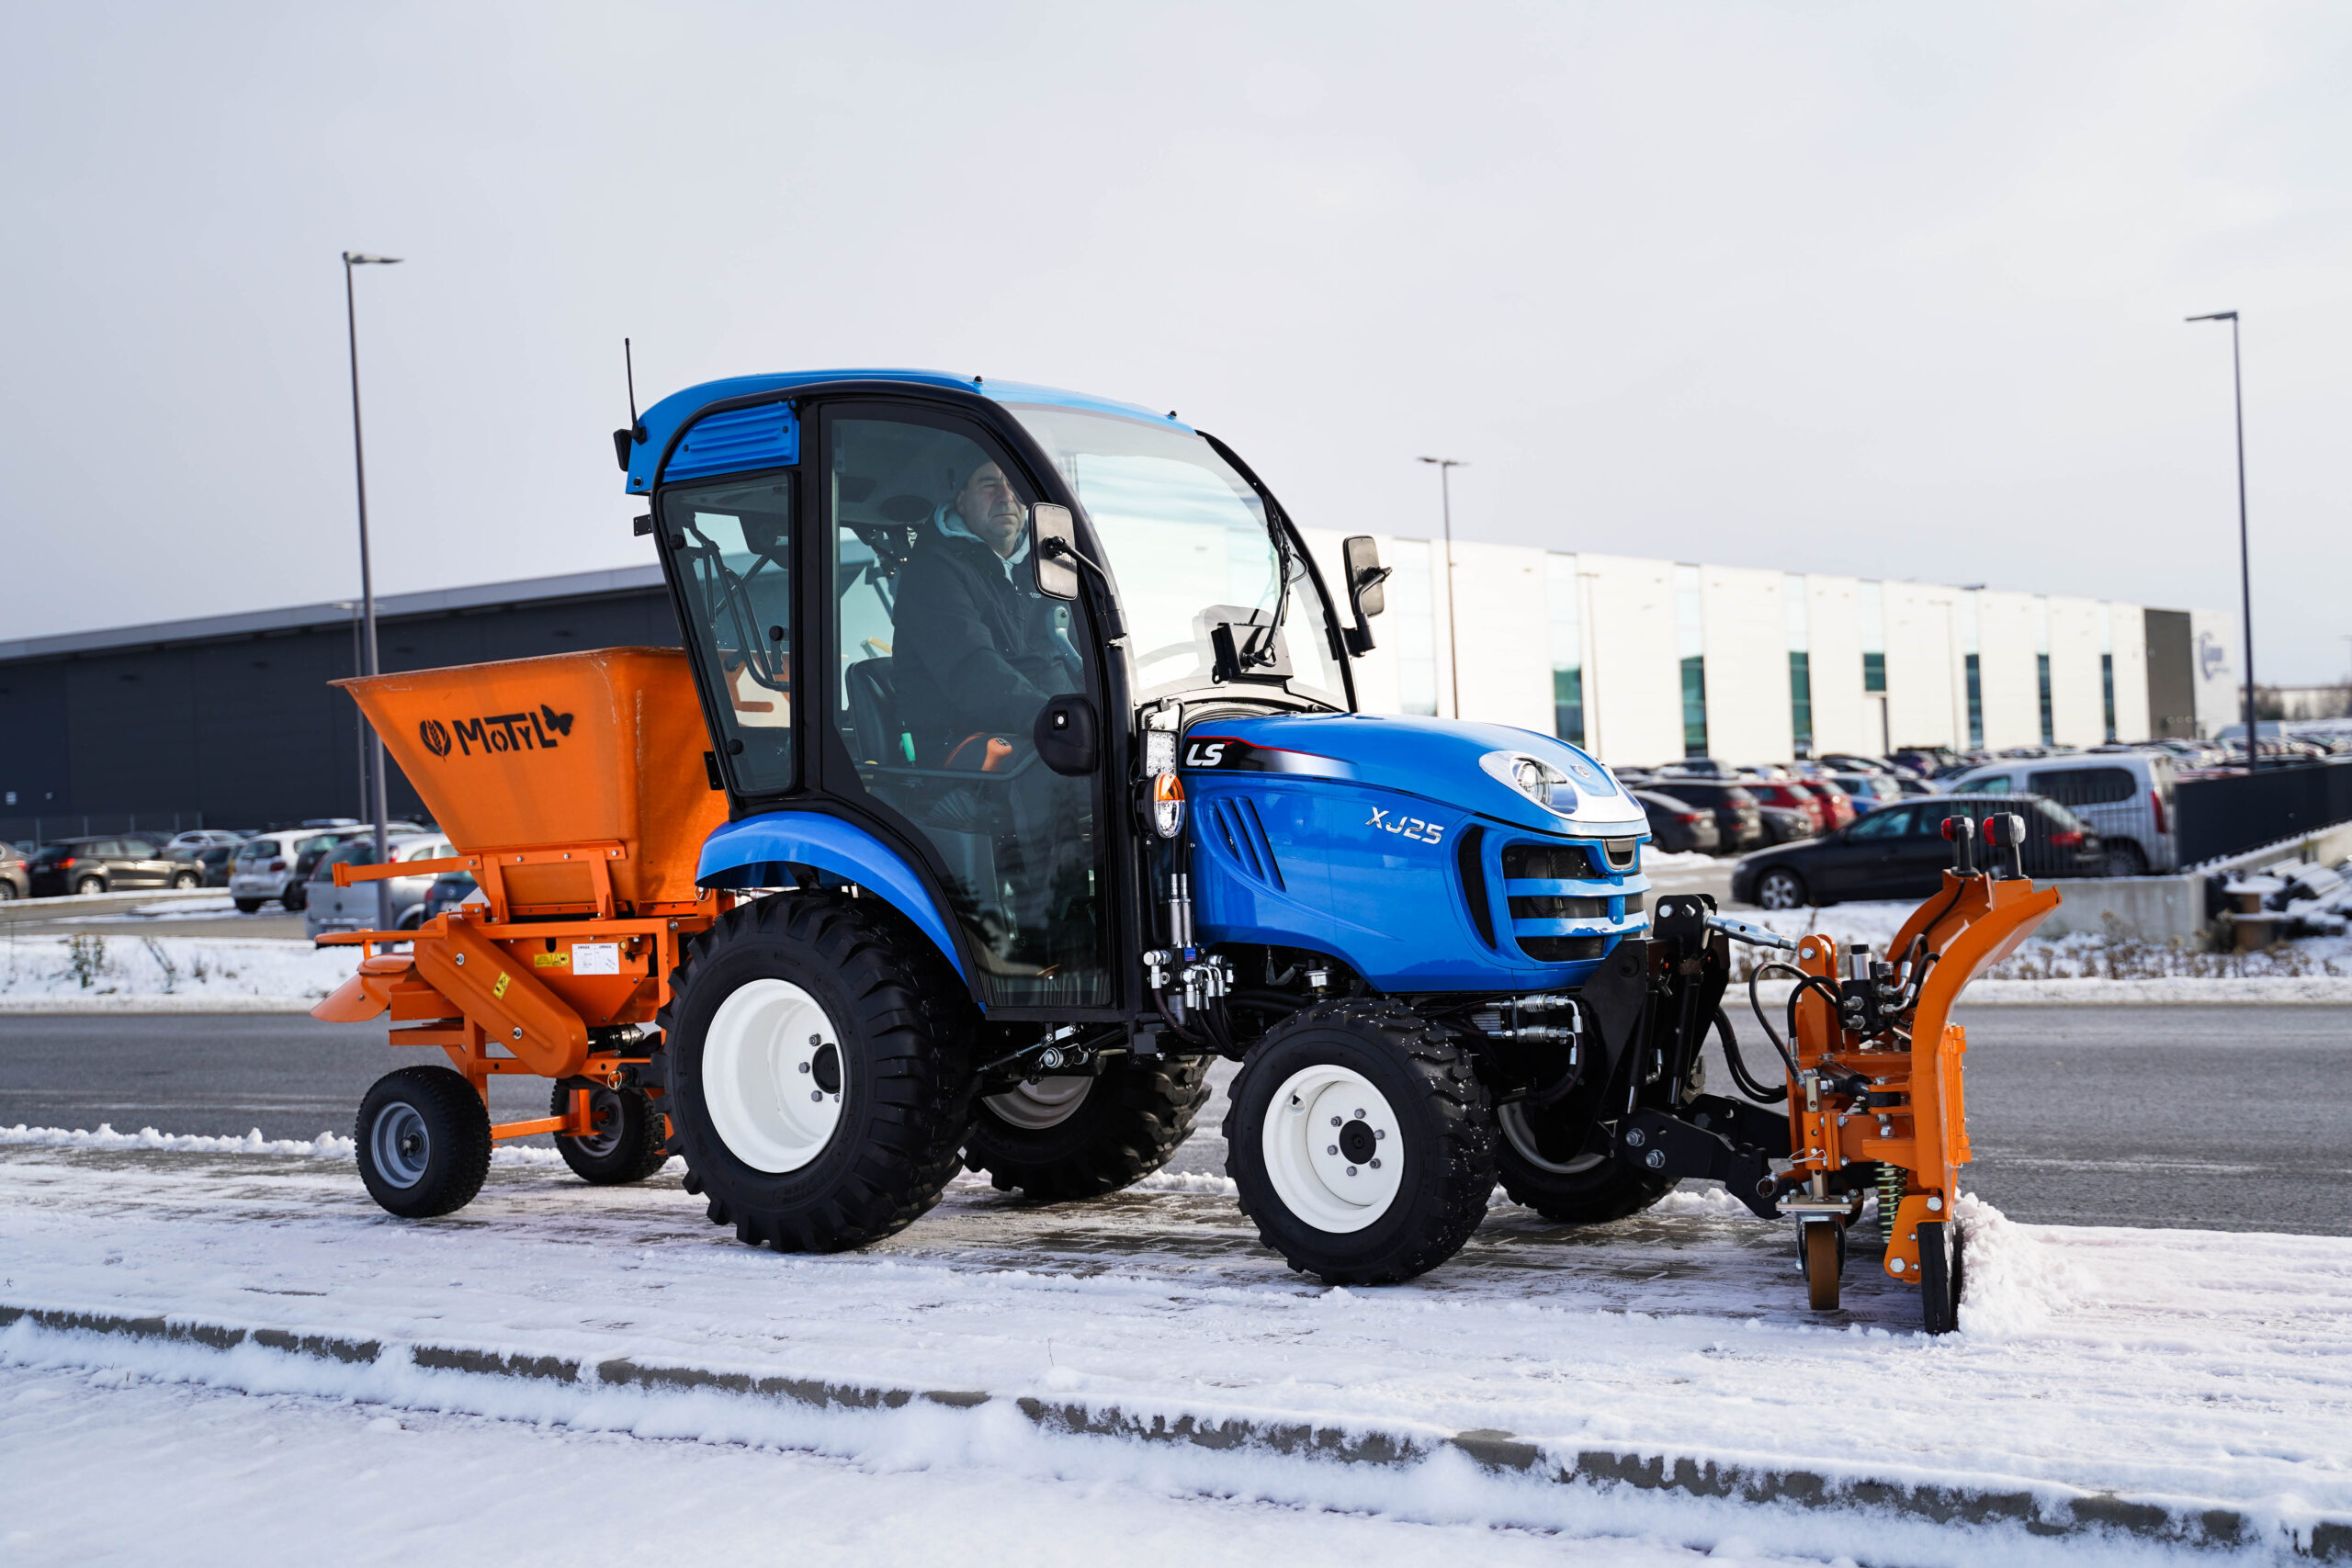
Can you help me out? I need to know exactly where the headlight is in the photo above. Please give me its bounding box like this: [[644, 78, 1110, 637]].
[[1480, 750, 1580, 816], [1151, 771, 1186, 838]]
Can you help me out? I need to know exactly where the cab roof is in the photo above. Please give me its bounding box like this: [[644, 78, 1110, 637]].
[[623, 369, 1192, 494]]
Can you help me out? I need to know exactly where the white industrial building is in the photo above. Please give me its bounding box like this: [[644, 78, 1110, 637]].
[[1300, 531, 2229, 768]]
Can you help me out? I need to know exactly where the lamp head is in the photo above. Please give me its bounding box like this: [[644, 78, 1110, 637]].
[[343, 253, 403, 265], [2185, 310, 2237, 322]]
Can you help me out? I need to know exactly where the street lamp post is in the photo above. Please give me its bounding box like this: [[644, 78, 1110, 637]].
[[2186, 310, 2258, 770], [1417, 456, 1467, 719], [345, 251, 401, 931]]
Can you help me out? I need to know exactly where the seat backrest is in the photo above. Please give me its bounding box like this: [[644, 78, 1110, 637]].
[[843, 657, 902, 765]]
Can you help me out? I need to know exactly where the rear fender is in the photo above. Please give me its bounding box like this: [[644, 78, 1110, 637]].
[[695, 811, 969, 989]]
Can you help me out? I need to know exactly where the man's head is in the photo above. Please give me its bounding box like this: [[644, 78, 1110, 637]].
[[954, 461, 1026, 558]]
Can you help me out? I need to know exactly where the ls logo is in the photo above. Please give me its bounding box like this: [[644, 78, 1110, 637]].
[[1367, 807, 1444, 845], [1183, 739, 1228, 768]]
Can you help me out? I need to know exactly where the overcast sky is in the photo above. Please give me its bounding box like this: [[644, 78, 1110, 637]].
[[5, 2, 2346, 680]]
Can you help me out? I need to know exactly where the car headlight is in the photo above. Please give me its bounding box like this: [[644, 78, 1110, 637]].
[[1480, 750, 1580, 817]]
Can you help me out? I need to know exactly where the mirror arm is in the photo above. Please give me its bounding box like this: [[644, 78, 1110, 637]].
[[1039, 536, 1127, 642]]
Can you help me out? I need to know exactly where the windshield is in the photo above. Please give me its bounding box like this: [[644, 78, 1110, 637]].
[[1006, 405, 1345, 709]]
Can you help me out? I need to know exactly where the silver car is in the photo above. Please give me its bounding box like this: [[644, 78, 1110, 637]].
[[304, 832, 458, 938], [1946, 750, 2178, 874]]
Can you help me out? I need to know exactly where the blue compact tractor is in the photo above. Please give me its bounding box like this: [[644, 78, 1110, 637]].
[[610, 369, 1752, 1285]]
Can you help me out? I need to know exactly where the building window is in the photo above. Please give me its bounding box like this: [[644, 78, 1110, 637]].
[[2033, 595, 2053, 747], [2099, 603, 2117, 742], [1962, 590, 1983, 750], [1389, 543, 1438, 717], [1860, 580, 1886, 694], [1784, 573, 1812, 758], [1677, 565, 1707, 757], [1544, 554, 1584, 746]]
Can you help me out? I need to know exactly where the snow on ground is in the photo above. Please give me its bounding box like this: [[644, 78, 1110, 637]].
[[0, 931, 350, 1010], [2, 1140, 2347, 1556]]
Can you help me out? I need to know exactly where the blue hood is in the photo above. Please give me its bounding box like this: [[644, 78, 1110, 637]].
[[1182, 712, 1648, 837]]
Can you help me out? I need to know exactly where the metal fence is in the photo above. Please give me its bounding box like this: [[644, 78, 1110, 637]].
[[2177, 760, 2352, 866]]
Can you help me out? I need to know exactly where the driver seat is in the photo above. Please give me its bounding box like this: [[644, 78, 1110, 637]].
[[843, 657, 907, 766]]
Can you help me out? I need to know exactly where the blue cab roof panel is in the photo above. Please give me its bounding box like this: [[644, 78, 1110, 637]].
[[624, 369, 1191, 493]]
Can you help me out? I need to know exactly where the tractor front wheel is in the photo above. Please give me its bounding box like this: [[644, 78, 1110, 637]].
[[1226, 1000, 1495, 1285], [660, 892, 973, 1253], [964, 1054, 1212, 1201]]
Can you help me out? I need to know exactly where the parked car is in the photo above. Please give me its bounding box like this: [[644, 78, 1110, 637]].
[[182, 842, 242, 887], [162, 829, 246, 855], [1944, 751, 2177, 874], [1731, 795, 2104, 910], [1645, 781, 1765, 853], [1654, 758, 1733, 780], [1822, 771, 1907, 814], [1632, 791, 1722, 855], [26, 837, 205, 897], [1741, 779, 1842, 834], [1756, 805, 1816, 846], [0, 843, 28, 901], [421, 870, 482, 922], [305, 832, 458, 938], [229, 824, 424, 912]]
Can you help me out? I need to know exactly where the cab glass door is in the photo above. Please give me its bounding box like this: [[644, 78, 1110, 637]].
[[824, 406, 1110, 1009], [658, 474, 797, 795]]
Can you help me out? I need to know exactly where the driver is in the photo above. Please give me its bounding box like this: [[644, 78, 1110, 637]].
[[891, 458, 1079, 764]]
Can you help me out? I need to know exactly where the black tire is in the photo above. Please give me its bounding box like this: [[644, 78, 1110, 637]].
[[1754, 866, 1808, 910], [1919, 1216, 1963, 1335], [660, 891, 974, 1253], [549, 1082, 671, 1185], [1804, 1216, 1844, 1311], [0, 882, 17, 901], [964, 1054, 1213, 1200], [354, 1066, 492, 1219], [2102, 841, 2147, 878], [1494, 1100, 1676, 1223], [282, 882, 307, 911], [74, 874, 105, 897], [169, 870, 200, 890], [233, 897, 264, 914], [1225, 999, 1495, 1285]]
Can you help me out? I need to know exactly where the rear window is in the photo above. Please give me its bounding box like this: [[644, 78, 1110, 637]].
[[2027, 766, 2135, 807], [2032, 798, 2092, 831]]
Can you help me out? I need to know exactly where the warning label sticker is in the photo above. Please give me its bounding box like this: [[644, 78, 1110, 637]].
[[571, 942, 621, 976]]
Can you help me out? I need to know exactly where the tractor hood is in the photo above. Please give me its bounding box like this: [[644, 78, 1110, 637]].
[[1178, 713, 1649, 838]]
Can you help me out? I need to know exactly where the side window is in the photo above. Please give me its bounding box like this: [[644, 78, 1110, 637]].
[[660, 474, 796, 795], [123, 840, 158, 858], [2029, 767, 2133, 806], [1956, 774, 2011, 795], [1847, 807, 1912, 840], [826, 408, 1107, 1010]]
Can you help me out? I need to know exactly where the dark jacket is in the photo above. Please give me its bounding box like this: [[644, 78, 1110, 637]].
[[892, 528, 1077, 762]]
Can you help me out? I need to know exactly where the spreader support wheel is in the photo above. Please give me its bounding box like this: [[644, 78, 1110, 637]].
[[1918, 1217, 1964, 1335], [1802, 1217, 1843, 1311]]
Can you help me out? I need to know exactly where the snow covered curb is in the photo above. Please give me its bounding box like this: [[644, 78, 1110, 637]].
[[0, 1122, 578, 1165], [4, 1302, 2337, 1559]]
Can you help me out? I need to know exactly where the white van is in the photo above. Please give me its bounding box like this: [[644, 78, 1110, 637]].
[[1945, 750, 2178, 874], [304, 833, 458, 938]]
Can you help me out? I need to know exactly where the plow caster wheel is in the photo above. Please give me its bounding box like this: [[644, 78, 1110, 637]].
[[551, 1084, 671, 1186], [1800, 1216, 1845, 1311], [965, 1054, 1213, 1201], [1918, 1217, 1965, 1336], [1225, 999, 1495, 1285], [355, 1066, 492, 1219]]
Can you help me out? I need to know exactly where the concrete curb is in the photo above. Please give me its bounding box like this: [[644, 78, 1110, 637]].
[[4, 1301, 2345, 1558]]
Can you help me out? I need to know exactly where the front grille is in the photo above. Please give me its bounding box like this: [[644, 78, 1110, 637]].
[[1507, 894, 1610, 920], [1502, 842, 1597, 881], [1519, 935, 1607, 962]]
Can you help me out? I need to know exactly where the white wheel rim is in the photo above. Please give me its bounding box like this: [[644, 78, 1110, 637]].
[[983, 1077, 1091, 1131], [702, 978, 846, 1174], [1496, 1102, 1604, 1176], [1261, 1064, 1404, 1235]]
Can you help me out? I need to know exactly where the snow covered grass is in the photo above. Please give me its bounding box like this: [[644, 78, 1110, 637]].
[[0, 931, 353, 1010]]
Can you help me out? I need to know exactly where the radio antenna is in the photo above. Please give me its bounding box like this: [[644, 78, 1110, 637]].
[[624, 337, 645, 438]]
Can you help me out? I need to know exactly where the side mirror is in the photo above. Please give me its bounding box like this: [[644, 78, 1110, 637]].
[[1340, 535, 1390, 656], [1031, 503, 1079, 601]]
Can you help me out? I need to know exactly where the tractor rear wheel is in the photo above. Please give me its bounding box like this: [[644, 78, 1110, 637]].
[[1225, 999, 1495, 1285], [964, 1054, 1212, 1201], [550, 1083, 671, 1185], [659, 891, 973, 1253], [355, 1066, 492, 1219]]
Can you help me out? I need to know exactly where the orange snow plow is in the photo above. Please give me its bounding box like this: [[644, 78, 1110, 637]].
[[311, 648, 730, 1215], [1752, 812, 2057, 1330]]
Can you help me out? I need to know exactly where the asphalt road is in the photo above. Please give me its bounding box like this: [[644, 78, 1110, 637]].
[[3, 1006, 2346, 1235]]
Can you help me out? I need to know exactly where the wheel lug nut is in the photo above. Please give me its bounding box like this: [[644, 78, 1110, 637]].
[[1354, 1109, 1365, 1119], [1327, 1145, 1338, 1156], [810, 1090, 823, 1102], [1369, 1158, 1381, 1169], [1330, 1116, 1340, 1126], [798, 1062, 810, 1074], [1346, 1166, 1357, 1177]]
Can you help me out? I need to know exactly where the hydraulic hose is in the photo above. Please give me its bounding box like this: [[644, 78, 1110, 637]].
[[1714, 1008, 1787, 1104]]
